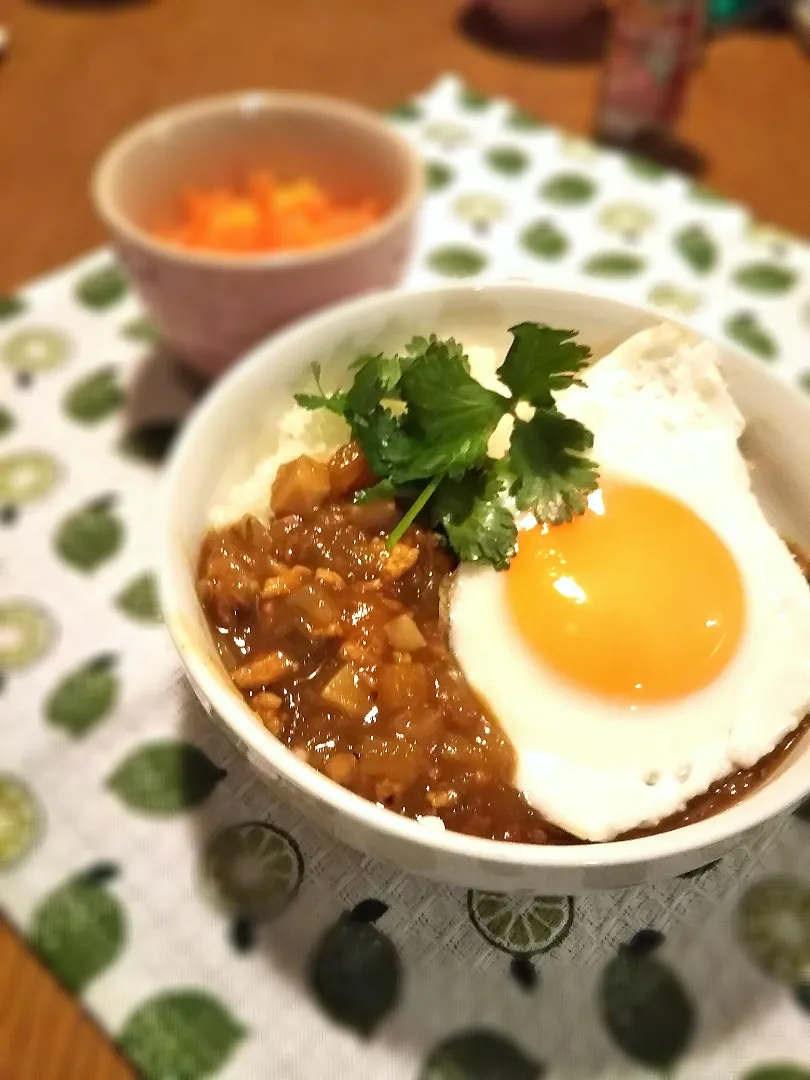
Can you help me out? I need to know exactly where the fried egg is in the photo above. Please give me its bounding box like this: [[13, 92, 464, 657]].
[[451, 324, 810, 841]]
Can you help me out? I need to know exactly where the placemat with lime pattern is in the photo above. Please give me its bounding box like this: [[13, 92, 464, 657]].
[[2, 74, 810, 1080]]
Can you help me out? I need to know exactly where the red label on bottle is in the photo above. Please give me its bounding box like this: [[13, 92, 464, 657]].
[[600, 1, 703, 135]]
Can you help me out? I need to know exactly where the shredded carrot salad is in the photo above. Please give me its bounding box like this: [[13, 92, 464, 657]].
[[151, 170, 381, 254]]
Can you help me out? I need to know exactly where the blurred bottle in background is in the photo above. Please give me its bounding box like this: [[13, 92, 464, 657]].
[[469, 0, 804, 146], [596, 0, 706, 147]]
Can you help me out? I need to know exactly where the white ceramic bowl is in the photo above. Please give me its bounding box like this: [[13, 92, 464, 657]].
[[158, 283, 810, 892]]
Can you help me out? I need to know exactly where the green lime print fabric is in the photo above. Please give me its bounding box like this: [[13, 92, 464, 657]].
[[1, 75, 810, 1079]]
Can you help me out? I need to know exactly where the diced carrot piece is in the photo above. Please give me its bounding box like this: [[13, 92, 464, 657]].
[[151, 171, 382, 254]]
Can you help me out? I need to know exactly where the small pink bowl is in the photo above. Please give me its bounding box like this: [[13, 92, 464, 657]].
[[92, 92, 423, 377]]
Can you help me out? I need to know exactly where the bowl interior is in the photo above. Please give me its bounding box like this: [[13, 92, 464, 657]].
[[160, 283, 810, 874], [96, 93, 415, 241]]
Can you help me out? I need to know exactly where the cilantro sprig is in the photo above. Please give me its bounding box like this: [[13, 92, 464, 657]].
[[294, 323, 598, 569]]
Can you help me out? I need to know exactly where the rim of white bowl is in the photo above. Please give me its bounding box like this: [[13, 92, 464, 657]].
[[158, 281, 810, 871], [91, 90, 423, 271]]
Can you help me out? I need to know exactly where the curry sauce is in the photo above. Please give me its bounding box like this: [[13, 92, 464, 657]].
[[196, 442, 809, 845]]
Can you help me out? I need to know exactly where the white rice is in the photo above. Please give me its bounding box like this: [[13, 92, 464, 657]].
[[208, 407, 350, 527]]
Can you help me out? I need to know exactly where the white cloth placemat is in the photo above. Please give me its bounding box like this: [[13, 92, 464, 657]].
[[2, 75, 810, 1080]]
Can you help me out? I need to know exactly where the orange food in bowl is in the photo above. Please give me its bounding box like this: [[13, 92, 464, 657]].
[[151, 170, 381, 255]]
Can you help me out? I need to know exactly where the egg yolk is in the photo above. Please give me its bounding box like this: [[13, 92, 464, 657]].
[[506, 481, 745, 703]]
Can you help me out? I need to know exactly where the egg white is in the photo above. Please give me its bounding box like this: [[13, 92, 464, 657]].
[[452, 325, 810, 841]]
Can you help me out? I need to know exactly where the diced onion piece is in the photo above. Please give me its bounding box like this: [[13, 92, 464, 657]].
[[376, 662, 429, 714], [252, 690, 282, 710], [321, 664, 374, 717], [359, 733, 422, 783], [288, 581, 343, 628], [384, 613, 426, 652], [315, 568, 346, 591]]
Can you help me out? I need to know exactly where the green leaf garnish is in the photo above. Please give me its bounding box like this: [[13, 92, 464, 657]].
[[404, 333, 466, 363], [508, 409, 599, 524], [354, 405, 420, 480], [432, 468, 517, 570], [395, 341, 508, 480], [294, 361, 349, 416], [353, 479, 401, 504], [346, 354, 404, 415], [295, 322, 598, 568], [498, 322, 591, 406]]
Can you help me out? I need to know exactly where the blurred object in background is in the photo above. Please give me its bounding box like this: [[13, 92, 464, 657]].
[[92, 94, 422, 376], [788, 0, 810, 47], [708, 0, 773, 25], [596, 0, 705, 148], [473, 0, 602, 35]]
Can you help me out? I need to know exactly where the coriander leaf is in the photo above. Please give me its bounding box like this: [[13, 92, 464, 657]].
[[346, 354, 403, 414], [294, 391, 349, 415], [353, 479, 399, 504], [294, 362, 350, 416], [404, 334, 466, 364], [352, 406, 423, 481], [508, 409, 598, 524], [384, 437, 487, 485], [498, 322, 591, 407], [394, 342, 509, 481], [404, 335, 429, 357], [354, 478, 422, 509], [432, 468, 517, 570], [348, 351, 381, 371]]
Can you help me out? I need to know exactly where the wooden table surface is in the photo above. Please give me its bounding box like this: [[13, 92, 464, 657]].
[[1, 1, 809, 1075]]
